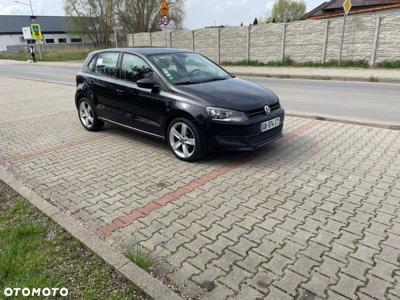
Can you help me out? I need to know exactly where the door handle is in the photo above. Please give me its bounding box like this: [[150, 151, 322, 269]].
[[115, 89, 125, 95]]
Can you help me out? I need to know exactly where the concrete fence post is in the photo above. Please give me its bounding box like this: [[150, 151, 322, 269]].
[[370, 16, 381, 67], [321, 19, 329, 63], [217, 28, 221, 64], [170, 31, 173, 48], [281, 22, 287, 62], [127, 34, 134, 47], [192, 30, 195, 51], [149, 32, 152, 47], [247, 26, 251, 62]]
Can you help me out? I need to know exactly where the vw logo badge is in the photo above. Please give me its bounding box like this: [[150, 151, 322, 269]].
[[264, 105, 271, 115]]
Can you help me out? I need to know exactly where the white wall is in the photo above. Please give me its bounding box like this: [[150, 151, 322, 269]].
[[0, 33, 87, 52], [0, 35, 22, 51]]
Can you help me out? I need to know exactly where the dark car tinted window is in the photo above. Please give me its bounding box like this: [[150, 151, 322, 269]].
[[95, 52, 119, 77], [149, 52, 230, 85], [87, 55, 97, 72], [121, 54, 153, 83]]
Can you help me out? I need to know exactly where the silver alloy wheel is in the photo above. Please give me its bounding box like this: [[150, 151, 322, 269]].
[[79, 101, 94, 128], [169, 122, 196, 159]]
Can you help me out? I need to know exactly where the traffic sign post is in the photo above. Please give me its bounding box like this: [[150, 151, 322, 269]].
[[339, 0, 352, 66], [160, 0, 170, 47], [30, 23, 43, 60]]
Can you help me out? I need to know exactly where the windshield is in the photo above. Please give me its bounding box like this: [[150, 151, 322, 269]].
[[148, 52, 231, 85]]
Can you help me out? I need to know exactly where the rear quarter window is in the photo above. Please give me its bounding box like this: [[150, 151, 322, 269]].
[[94, 52, 120, 78]]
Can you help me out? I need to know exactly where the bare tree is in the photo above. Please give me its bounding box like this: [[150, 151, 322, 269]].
[[65, 0, 121, 47], [118, 0, 185, 34]]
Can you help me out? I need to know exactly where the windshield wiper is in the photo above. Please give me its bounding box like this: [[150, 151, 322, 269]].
[[198, 77, 229, 84], [175, 81, 194, 85]]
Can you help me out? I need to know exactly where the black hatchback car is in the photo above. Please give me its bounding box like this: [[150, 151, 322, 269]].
[[75, 48, 285, 161]]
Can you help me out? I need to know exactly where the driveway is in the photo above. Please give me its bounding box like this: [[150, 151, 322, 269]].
[[1, 77, 399, 299]]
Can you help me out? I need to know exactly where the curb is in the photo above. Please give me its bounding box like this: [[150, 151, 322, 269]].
[[0, 168, 182, 300], [8, 75, 75, 87], [230, 72, 400, 84], [286, 111, 400, 131]]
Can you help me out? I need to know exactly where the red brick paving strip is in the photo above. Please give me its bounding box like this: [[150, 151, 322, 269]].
[[96, 120, 319, 239]]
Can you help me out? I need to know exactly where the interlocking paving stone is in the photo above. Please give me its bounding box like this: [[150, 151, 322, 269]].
[[1, 77, 400, 299]]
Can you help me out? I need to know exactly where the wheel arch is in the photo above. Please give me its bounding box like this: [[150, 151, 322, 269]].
[[75, 90, 96, 109], [164, 109, 200, 138]]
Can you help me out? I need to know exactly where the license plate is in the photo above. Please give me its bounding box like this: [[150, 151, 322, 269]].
[[261, 117, 280, 132]]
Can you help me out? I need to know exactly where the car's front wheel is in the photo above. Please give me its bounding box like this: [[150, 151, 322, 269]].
[[78, 98, 104, 131], [167, 118, 204, 162]]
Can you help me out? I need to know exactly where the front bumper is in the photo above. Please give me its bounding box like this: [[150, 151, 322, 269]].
[[205, 108, 285, 151]]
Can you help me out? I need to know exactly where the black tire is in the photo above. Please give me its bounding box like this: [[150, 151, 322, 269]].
[[167, 118, 204, 162], [77, 97, 104, 131]]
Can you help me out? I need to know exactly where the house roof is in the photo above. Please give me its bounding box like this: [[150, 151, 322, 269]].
[[0, 15, 73, 34], [305, 0, 400, 18]]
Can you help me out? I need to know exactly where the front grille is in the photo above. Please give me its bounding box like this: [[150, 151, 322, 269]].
[[248, 126, 282, 145], [247, 102, 280, 118]]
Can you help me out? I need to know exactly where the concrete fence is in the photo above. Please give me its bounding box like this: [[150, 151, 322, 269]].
[[127, 14, 400, 66]]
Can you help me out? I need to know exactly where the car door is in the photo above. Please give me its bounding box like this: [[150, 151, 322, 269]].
[[88, 51, 122, 121], [117, 53, 167, 136]]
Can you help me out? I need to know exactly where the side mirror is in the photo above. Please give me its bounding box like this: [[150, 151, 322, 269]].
[[137, 77, 156, 89]]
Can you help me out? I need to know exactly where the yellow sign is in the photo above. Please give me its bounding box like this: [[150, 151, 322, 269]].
[[161, 0, 170, 17], [31, 24, 43, 40], [343, 0, 352, 16]]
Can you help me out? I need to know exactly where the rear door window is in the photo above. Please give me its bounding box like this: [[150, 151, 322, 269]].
[[94, 52, 120, 78], [120, 53, 153, 83]]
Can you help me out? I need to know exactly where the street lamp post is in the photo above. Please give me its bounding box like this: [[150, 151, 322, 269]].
[[14, 0, 33, 16]]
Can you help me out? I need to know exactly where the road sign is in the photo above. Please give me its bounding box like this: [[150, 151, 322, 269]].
[[161, 15, 170, 26], [22, 27, 32, 40], [31, 24, 43, 40], [343, 0, 352, 16], [161, 0, 170, 17]]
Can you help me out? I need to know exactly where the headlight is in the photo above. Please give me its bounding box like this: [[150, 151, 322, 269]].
[[206, 107, 248, 123]]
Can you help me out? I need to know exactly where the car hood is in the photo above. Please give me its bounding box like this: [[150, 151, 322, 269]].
[[174, 78, 279, 111]]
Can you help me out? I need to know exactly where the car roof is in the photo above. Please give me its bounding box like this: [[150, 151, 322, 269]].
[[91, 47, 193, 56]]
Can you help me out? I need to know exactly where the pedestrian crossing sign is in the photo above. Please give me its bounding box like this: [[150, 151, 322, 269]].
[[31, 24, 43, 40]]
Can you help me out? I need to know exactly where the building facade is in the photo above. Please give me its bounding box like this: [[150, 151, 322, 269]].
[[0, 15, 89, 53]]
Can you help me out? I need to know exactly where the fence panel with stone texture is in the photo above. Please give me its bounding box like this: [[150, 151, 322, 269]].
[[127, 13, 400, 66]]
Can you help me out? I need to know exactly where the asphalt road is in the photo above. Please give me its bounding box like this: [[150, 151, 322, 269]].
[[1, 62, 399, 125]]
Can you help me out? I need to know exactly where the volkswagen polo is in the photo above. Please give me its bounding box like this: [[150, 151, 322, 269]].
[[75, 48, 285, 161]]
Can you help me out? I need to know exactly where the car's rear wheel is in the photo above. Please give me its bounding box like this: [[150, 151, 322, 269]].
[[168, 118, 204, 162], [78, 98, 104, 131]]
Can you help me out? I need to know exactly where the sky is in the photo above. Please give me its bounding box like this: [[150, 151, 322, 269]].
[[0, 0, 322, 29]]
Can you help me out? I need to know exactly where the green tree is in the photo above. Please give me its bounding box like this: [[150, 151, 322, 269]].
[[268, 0, 306, 23], [253, 17, 258, 25]]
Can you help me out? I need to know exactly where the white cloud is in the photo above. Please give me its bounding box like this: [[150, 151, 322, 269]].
[[0, 0, 64, 16], [0, 4, 25, 14]]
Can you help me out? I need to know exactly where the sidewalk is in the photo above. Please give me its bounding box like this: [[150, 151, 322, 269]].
[[224, 66, 400, 83]]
